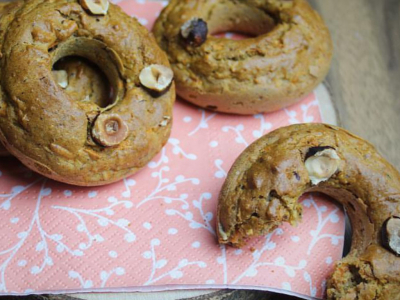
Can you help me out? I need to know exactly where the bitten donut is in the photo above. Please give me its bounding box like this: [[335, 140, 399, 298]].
[[217, 124, 400, 299], [0, 0, 175, 186], [153, 0, 332, 114]]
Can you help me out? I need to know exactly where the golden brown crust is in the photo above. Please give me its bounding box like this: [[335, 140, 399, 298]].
[[0, 0, 175, 186], [0, 2, 11, 157], [217, 123, 400, 299], [0, 55, 111, 157], [153, 0, 332, 115]]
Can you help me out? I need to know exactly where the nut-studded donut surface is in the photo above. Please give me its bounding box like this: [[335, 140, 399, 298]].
[[0, 0, 175, 186], [0, 54, 111, 157], [217, 124, 400, 299], [153, 0, 332, 115]]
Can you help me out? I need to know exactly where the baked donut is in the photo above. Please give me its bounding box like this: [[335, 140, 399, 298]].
[[153, 0, 332, 114], [0, 56, 111, 157], [0, 2, 107, 158], [0, 0, 175, 186], [217, 123, 400, 299]]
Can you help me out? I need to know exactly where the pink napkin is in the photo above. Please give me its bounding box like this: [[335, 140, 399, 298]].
[[0, 1, 344, 298]]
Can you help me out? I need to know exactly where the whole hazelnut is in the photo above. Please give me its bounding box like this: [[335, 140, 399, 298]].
[[92, 113, 129, 147], [180, 18, 208, 47], [305, 148, 340, 185], [139, 64, 174, 93]]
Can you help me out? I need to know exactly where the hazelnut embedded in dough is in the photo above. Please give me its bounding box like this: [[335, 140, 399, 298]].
[[139, 64, 174, 93], [305, 148, 340, 185], [92, 113, 129, 147], [53, 70, 68, 89], [159, 116, 171, 127], [180, 18, 208, 47], [383, 217, 400, 256], [80, 0, 109, 15]]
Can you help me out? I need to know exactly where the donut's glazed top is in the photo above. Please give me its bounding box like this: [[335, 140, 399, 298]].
[[217, 124, 400, 298], [153, 0, 332, 114], [0, 0, 175, 186]]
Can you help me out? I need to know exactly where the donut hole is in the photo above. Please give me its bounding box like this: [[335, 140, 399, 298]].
[[50, 37, 126, 110], [309, 193, 353, 258], [53, 56, 113, 108], [212, 32, 251, 41], [343, 214, 352, 257], [208, 3, 276, 39]]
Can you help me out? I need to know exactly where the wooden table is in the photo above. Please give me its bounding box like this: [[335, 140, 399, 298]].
[[1, 0, 399, 299], [310, 0, 400, 171]]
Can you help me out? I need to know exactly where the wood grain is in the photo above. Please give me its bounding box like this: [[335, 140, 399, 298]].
[[311, 0, 400, 170]]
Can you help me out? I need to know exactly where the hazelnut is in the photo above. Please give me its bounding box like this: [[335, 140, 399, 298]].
[[305, 148, 340, 185], [382, 216, 400, 256], [80, 0, 109, 15], [309, 66, 319, 77], [92, 113, 129, 147], [139, 64, 174, 93], [180, 18, 208, 47], [53, 70, 68, 89], [218, 223, 228, 241], [159, 116, 171, 127]]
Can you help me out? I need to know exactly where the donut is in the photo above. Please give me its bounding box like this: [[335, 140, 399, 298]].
[[153, 0, 332, 115], [0, 2, 109, 158], [217, 123, 400, 299], [0, 0, 175, 186], [0, 55, 110, 157]]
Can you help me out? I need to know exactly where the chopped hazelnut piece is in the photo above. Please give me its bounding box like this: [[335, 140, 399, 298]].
[[305, 148, 340, 185], [218, 223, 228, 241], [309, 66, 319, 77], [139, 64, 173, 93], [159, 116, 171, 127], [181, 18, 208, 47], [53, 70, 68, 89], [92, 113, 129, 147], [80, 0, 109, 15], [383, 217, 400, 256]]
